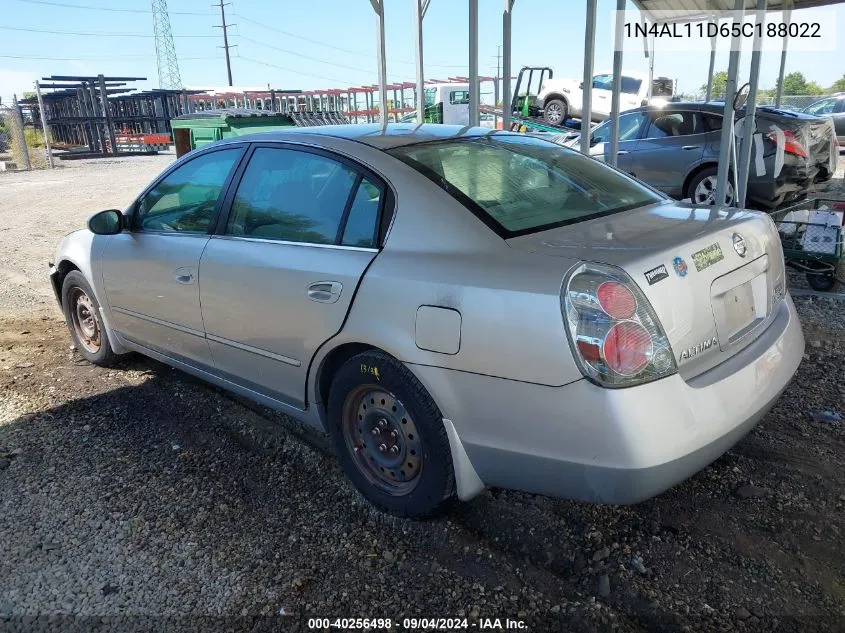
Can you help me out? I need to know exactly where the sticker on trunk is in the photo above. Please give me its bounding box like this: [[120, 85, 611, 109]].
[[644, 264, 670, 285], [672, 257, 688, 277], [691, 243, 724, 272]]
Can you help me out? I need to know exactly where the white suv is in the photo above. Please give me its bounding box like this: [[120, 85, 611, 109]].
[[538, 71, 672, 126]]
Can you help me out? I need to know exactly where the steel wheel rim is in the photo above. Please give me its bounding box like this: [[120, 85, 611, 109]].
[[70, 288, 101, 354], [341, 386, 422, 495], [694, 175, 733, 206], [546, 103, 563, 124]]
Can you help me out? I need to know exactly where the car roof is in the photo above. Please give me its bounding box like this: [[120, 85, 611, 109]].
[[229, 123, 507, 150]]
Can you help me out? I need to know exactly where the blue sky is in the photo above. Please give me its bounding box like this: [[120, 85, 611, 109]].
[[1, 0, 844, 105]]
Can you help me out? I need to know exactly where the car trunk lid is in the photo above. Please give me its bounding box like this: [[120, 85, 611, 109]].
[[506, 201, 787, 379]]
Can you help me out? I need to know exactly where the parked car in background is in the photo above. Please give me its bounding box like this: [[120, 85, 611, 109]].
[[538, 70, 674, 126], [564, 101, 838, 209], [51, 125, 803, 518], [801, 93, 845, 146]]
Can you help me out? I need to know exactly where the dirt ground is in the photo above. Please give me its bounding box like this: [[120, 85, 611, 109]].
[[1, 154, 845, 632]]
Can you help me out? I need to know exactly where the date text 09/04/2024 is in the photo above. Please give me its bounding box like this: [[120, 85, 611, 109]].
[[625, 21, 820, 39], [306, 617, 528, 630]]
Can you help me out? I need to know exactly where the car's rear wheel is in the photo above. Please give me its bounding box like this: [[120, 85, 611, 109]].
[[328, 351, 455, 518], [543, 98, 568, 126], [688, 166, 734, 206], [62, 270, 117, 367]]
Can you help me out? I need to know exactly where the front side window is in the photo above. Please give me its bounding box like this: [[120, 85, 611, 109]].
[[645, 111, 697, 138], [134, 148, 241, 233], [805, 98, 837, 115], [591, 111, 647, 144], [390, 135, 663, 237], [424, 88, 437, 107], [226, 147, 380, 246], [592, 74, 613, 91]]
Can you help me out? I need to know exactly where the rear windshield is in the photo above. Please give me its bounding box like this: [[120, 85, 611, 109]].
[[388, 135, 664, 238]]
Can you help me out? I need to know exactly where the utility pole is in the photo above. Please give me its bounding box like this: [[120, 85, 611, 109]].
[[213, 0, 234, 86]]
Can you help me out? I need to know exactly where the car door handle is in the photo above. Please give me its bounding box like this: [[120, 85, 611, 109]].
[[308, 281, 342, 304], [682, 145, 700, 150], [617, 150, 629, 155], [173, 267, 195, 284]]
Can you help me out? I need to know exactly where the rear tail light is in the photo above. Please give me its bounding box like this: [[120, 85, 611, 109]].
[[562, 262, 676, 388], [767, 129, 809, 158]]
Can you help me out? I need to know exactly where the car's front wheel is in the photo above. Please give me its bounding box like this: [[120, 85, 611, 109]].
[[62, 270, 117, 367], [328, 351, 455, 518]]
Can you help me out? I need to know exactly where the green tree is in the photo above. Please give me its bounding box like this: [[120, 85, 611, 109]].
[[700, 70, 728, 96], [829, 74, 845, 93], [779, 71, 822, 95]]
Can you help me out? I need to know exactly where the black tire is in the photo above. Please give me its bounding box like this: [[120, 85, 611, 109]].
[[686, 166, 735, 206], [543, 98, 568, 126], [806, 270, 836, 292], [61, 270, 117, 367], [327, 350, 455, 518]]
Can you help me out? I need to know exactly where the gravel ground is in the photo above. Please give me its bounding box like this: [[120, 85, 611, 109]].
[[1, 154, 845, 632]]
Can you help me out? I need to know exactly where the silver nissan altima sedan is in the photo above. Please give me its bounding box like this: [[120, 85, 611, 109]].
[[49, 124, 804, 518]]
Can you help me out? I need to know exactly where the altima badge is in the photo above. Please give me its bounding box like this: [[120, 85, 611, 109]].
[[732, 233, 747, 257], [679, 336, 718, 362]]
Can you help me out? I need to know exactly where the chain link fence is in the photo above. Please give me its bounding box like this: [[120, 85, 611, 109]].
[[683, 93, 825, 111], [0, 106, 48, 170]]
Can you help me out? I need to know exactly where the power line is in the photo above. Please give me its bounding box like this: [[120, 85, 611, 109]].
[[235, 35, 381, 76], [232, 13, 466, 70], [9, 0, 207, 15], [236, 55, 362, 86], [0, 54, 221, 61], [0, 25, 215, 37]]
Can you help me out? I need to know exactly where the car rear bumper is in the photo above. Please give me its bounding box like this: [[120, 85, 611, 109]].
[[409, 294, 804, 504]]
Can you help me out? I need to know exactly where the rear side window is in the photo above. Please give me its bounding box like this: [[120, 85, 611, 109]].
[[225, 147, 380, 247], [700, 112, 723, 132], [621, 76, 643, 95], [389, 135, 663, 238]]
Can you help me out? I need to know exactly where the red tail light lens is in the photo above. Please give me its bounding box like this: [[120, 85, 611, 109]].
[[767, 129, 809, 158], [597, 280, 637, 319], [563, 263, 676, 388], [602, 321, 652, 376]]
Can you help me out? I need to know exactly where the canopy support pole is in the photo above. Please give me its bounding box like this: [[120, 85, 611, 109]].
[[775, 7, 792, 106], [608, 0, 625, 167], [501, 0, 514, 130], [370, 0, 389, 124], [715, 0, 745, 207], [469, 0, 479, 127], [580, 0, 597, 155], [414, 0, 430, 123], [737, 0, 767, 208], [706, 13, 718, 101]]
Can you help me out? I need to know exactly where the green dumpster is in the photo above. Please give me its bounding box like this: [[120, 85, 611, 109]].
[[170, 109, 299, 158]]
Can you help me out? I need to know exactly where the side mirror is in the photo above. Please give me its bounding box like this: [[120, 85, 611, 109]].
[[88, 209, 123, 235], [733, 82, 751, 111], [579, 82, 584, 90]]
